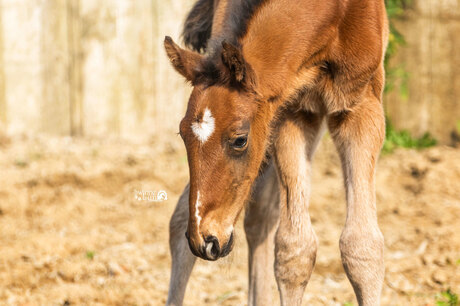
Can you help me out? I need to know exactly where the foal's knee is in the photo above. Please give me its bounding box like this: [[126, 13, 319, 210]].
[[339, 222, 384, 261], [274, 224, 318, 287], [339, 222, 384, 304]]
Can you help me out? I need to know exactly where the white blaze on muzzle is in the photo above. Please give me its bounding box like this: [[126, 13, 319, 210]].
[[191, 107, 215, 143], [191, 108, 214, 234], [195, 191, 202, 232]]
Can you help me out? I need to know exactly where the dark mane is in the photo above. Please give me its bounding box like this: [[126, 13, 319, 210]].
[[207, 0, 266, 55], [183, 0, 266, 55], [182, 0, 214, 53]]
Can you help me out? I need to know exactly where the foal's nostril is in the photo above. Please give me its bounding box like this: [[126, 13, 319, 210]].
[[220, 232, 234, 258], [204, 235, 220, 260]]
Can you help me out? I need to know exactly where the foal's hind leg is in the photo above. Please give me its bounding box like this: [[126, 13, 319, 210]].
[[166, 184, 196, 306], [328, 96, 385, 305], [273, 112, 324, 306], [244, 161, 280, 306]]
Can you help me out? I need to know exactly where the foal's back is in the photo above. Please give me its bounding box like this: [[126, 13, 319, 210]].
[[239, 0, 388, 111]]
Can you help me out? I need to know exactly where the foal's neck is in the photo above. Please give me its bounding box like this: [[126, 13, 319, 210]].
[[240, 0, 341, 102]]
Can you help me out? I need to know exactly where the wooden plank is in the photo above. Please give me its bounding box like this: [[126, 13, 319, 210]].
[[67, 0, 83, 136], [0, 1, 6, 132], [385, 0, 460, 144], [40, 0, 70, 135]]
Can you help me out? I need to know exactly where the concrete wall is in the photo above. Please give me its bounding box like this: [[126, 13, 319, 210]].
[[0, 0, 458, 144]]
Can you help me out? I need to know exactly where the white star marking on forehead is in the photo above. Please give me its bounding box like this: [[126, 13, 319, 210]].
[[191, 107, 215, 143]]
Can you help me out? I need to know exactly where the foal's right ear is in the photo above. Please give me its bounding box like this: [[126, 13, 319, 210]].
[[221, 41, 257, 90], [164, 36, 203, 82]]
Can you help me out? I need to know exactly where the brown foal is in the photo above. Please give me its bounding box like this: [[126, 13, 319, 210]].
[[165, 0, 388, 305]]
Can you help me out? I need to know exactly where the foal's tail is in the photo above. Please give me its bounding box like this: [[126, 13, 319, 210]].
[[182, 0, 214, 53]]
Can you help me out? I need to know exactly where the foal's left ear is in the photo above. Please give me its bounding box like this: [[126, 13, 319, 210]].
[[221, 41, 256, 89], [164, 36, 203, 82]]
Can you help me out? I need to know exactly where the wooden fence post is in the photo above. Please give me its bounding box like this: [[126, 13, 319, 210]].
[[0, 1, 6, 132], [40, 0, 71, 135], [67, 0, 83, 136], [385, 0, 460, 144]]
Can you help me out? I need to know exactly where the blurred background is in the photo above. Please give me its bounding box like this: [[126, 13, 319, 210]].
[[0, 0, 458, 305], [0, 0, 191, 141], [0, 0, 458, 144]]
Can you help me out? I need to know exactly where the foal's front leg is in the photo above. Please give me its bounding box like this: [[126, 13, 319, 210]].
[[328, 96, 385, 306], [166, 184, 196, 306], [244, 161, 280, 306], [273, 112, 324, 306], [167, 165, 280, 306]]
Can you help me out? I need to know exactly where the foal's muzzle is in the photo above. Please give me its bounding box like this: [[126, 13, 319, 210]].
[[185, 231, 234, 261]]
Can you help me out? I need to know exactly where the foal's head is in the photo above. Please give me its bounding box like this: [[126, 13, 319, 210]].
[[165, 37, 271, 260]]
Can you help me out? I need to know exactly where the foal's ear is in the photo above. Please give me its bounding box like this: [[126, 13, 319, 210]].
[[221, 41, 256, 88], [164, 36, 203, 82]]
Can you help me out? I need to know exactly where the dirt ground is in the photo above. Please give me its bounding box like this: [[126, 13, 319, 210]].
[[0, 135, 459, 305]]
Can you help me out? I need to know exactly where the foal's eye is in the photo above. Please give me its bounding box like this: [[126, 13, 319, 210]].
[[231, 135, 248, 150]]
